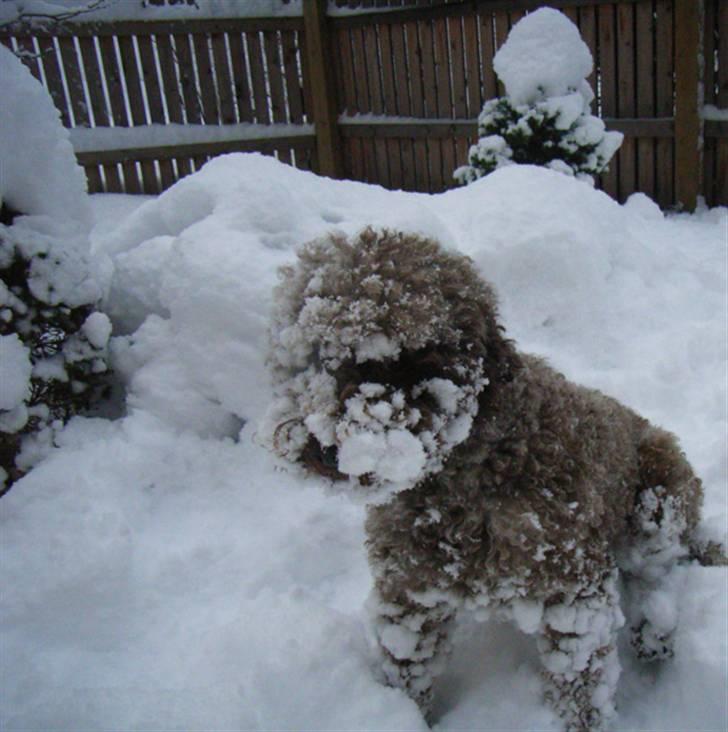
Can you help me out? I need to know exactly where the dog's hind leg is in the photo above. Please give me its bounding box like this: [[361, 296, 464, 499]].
[[538, 569, 624, 732], [367, 582, 456, 720], [618, 426, 703, 661]]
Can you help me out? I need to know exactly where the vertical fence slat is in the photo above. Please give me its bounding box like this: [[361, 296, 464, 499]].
[[389, 22, 408, 115], [655, 0, 674, 208], [227, 32, 254, 122], [715, 0, 728, 205], [462, 13, 481, 117], [617, 2, 636, 201], [77, 36, 110, 127], [13, 36, 43, 82], [58, 37, 90, 127], [598, 3, 619, 199], [282, 31, 306, 122], [155, 34, 184, 124], [363, 24, 383, 114], [419, 19, 436, 118], [636, 0, 655, 200], [211, 33, 236, 124], [379, 23, 397, 115], [118, 35, 147, 126], [37, 37, 72, 127], [174, 32, 202, 123], [449, 16, 467, 119], [263, 30, 287, 123], [479, 10, 498, 101], [137, 35, 165, 123], [405, 21, 424, 117], [247, 31, 270, 124], [192, 32, 219, 124]]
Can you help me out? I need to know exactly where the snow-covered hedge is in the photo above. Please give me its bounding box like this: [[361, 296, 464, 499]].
[[455, 8, 623, 185], [0, 44, 110, 492]]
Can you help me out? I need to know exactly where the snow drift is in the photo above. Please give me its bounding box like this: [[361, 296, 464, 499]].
[[1, 153, 726, 730]]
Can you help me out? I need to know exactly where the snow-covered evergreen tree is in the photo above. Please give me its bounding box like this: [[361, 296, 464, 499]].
[[0, 44, 111, 493], [455, 8, 623, 185]]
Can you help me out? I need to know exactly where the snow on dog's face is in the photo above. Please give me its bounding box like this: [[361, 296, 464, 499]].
[[263, 228, 510, 502]]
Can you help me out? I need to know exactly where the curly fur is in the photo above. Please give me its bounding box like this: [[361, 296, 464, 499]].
[[263, 228, 706, 731]]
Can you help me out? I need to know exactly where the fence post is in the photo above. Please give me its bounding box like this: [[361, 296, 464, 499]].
[[303, 0, 343, 178], [674, 0, 702, 211]]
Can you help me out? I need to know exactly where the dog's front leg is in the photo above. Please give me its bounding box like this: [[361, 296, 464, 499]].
[[368, 581, 455, 720], [537, 569, 624, 732]]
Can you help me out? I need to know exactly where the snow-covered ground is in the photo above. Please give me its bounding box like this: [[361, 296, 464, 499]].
[[1, 153, 726, 731]]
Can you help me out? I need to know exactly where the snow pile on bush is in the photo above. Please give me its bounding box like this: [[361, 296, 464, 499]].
[[455, 8, 623, 184], [0, 44, 110, 491]]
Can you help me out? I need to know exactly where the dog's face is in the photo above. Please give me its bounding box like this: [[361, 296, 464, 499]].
[[263, 229, 512, 501]]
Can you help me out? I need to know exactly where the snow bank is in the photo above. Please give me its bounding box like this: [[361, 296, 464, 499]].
[[0, 44, 89, 227], [1, 153, 726, 730]]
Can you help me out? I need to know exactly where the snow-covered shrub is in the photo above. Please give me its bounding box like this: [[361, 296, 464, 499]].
[[455, 8, 623, 185], [0, 45, 111, 492]]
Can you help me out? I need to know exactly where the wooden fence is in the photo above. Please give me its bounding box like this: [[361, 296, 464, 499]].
[[1, 0, 726, 208]]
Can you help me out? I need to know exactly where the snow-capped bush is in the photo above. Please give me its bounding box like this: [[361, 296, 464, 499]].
[[455, 8, 623, 185], [0, 44, 110, 492]]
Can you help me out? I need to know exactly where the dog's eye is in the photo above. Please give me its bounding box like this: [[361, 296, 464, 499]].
[[321, 445, 339, 469]]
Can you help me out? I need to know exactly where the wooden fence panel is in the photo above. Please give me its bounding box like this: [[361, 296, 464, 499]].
[[0, 3, 722, 205]]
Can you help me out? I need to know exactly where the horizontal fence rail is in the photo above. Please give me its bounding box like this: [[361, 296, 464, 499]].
[[0, 0, 725, 207]]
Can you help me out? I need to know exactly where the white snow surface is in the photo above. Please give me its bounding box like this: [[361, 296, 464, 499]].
[[1, 153, 726, 731], [0, 44, 89, 227], [493, 8, 594, 105]]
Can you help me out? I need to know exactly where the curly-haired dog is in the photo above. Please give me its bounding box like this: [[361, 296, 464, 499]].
[[263, 228, 708, 731]]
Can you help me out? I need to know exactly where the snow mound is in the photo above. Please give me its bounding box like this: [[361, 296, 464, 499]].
[[0, 44, 89, 227], [493, 8, 593, 105]]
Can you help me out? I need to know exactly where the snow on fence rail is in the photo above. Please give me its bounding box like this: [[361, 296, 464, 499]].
[[0, 0, 725, 207]]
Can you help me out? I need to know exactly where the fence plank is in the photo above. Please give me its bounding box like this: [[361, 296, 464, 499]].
[[118, 35, 147, 125], [597, 3, 618, 199], [58, 37, 90, 127], [192, 33, 219, 124], [350, 26, 370, 112], [122, 160, 143, 193], [674, 0, 700, 210], [263, 31, 288, 123], [137, 35, 165, 123], [78, 37, 111, 127], [617, 2, 636, 200], [448, 16, 467, 118], [389, 22, 409, 115], [211, 33, 237, 124], [478, 10, 498, 101], [173, 32, 202, 123], [37, 37, 72, 127], [246, 31, 270, 124], [419, 18, 437, 117], [405, 20, 424, 116], [282, 31, 306, 122], [227, 32, 254, 122], [155, 34, 184, 123], [462, 13, 481, 116], [433, 17, 450, 116], [635, 0, 655, 199], [379, 23, 397, 115], [363, 24, 383, 113], [13, 36, 43, 82], [654, 0, 674, 207], [103, 163, 123, 192]]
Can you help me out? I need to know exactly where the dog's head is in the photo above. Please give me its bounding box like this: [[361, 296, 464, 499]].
[[263, 228, 518, 501]]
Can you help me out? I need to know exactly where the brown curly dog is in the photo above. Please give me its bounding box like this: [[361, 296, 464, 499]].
[[263, 228, 709, 731]]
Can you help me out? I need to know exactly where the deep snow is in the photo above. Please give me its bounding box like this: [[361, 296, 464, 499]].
[[1, 154, 726, 731]]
